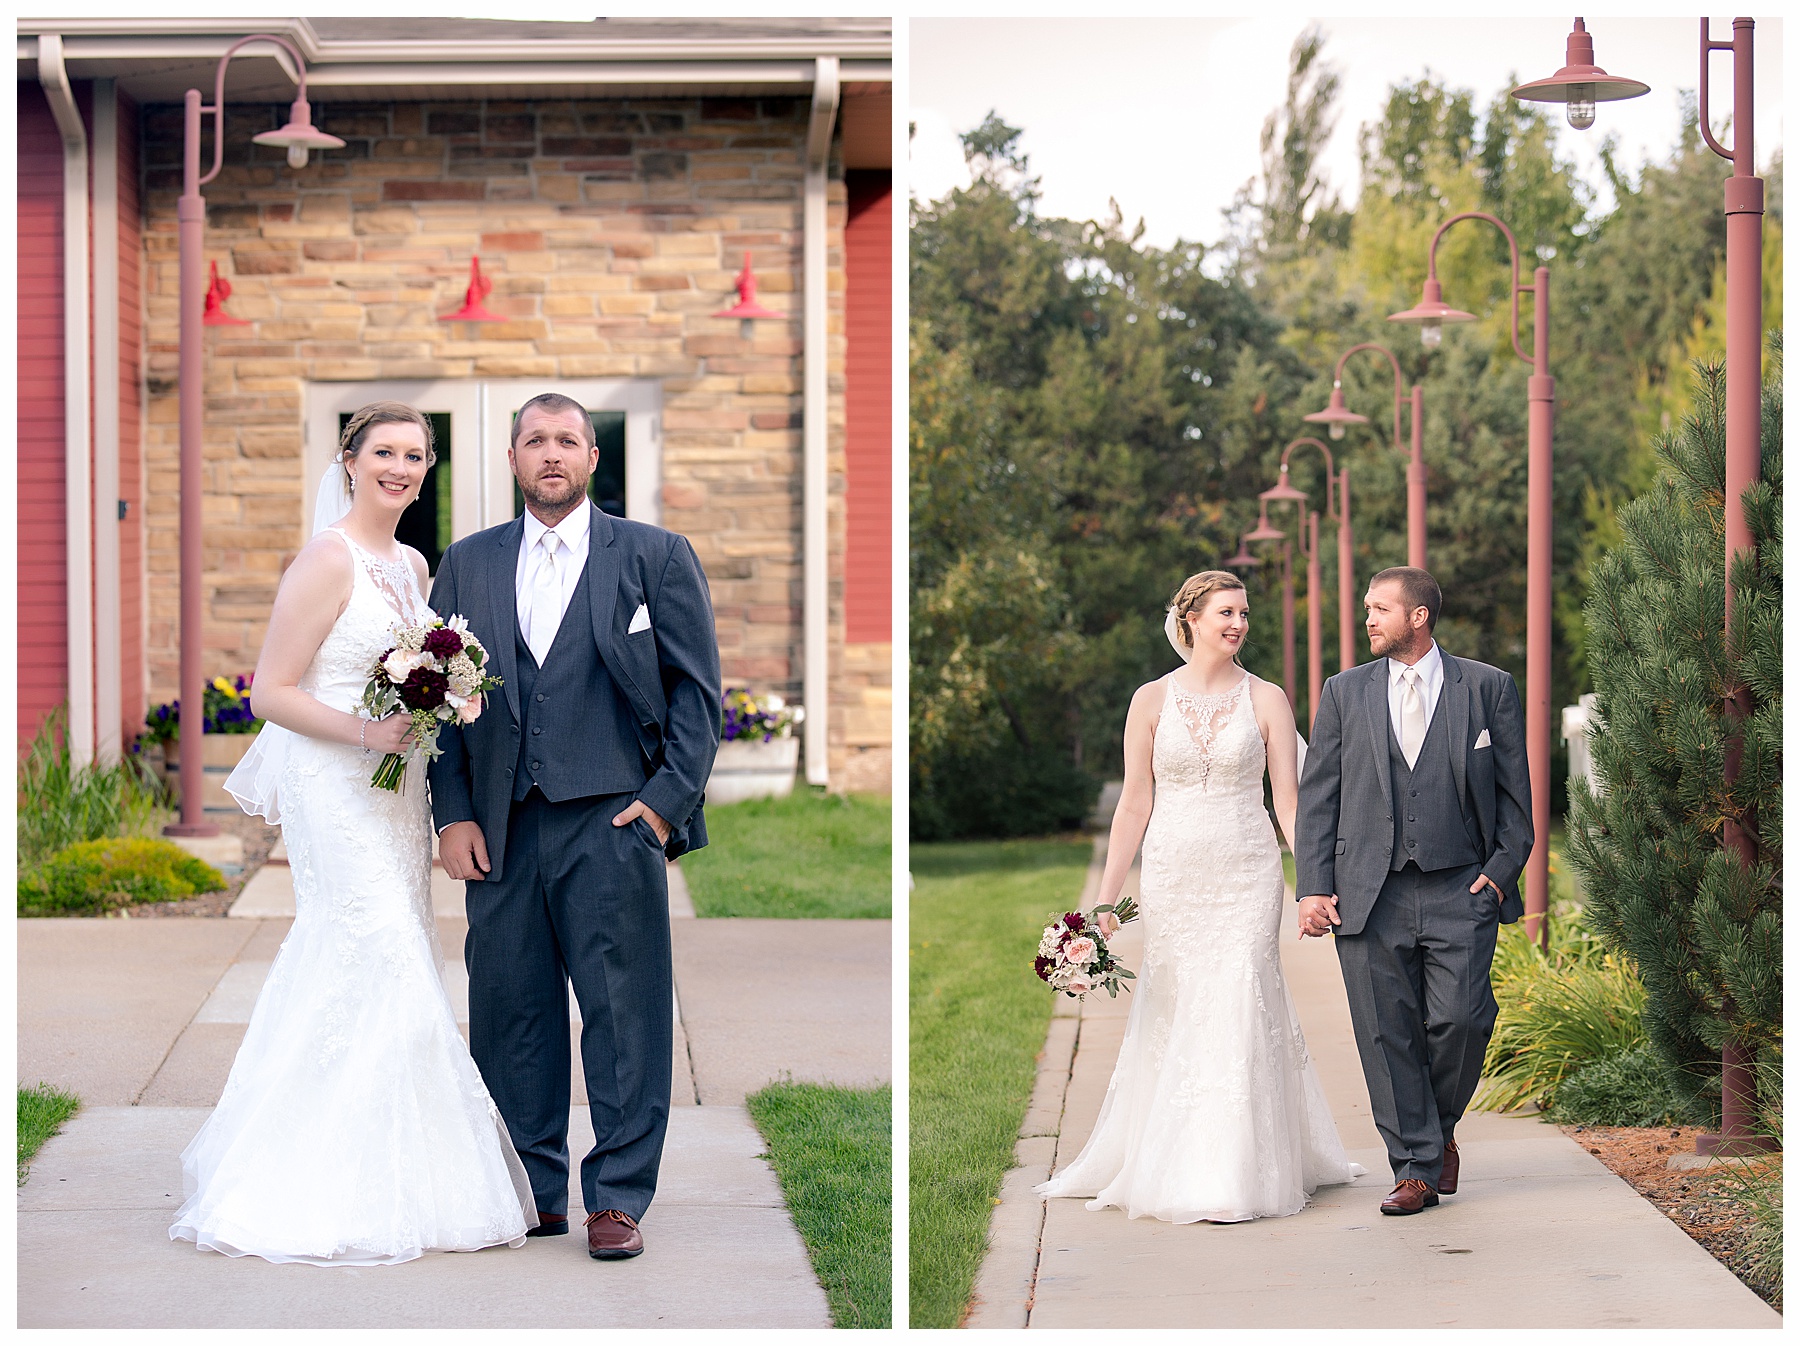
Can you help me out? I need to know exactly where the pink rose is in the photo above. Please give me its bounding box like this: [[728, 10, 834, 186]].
[[1064, 973, 1094, 996], [456, 696, 481, 724], [1094, 911, 1121, 939], [1064, 936, 1097, 966]]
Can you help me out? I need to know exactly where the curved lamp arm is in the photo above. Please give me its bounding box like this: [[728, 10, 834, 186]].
[[1697, 20, 1737, 164], [1425, 211, 1531, 366], [200, 33, 312, 187], [1332, 342, 1409, 450], [1277, 436, 1337, 520]]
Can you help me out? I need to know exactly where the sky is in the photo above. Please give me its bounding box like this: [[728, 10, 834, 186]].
[[910, 16, 1785, 253]]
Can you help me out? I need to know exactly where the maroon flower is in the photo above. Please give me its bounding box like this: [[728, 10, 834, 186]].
[[1034, 955, 1054, 982], [422, 627, 464, 660], [399, 665, 450, 711], [1064, 911, 1085, 933]]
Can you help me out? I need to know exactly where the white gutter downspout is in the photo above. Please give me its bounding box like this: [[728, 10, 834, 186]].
[[39, 35, 96, 766], [803, 55, 838, 789], [93, 79, 122, 761]]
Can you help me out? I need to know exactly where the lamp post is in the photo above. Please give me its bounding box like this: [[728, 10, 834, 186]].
[[1514, 16, 1770, 1159], [1261, 436, 1356, 722], [1243, 505, 1293, 709], [1304, 344, 1425, 570], [164, 37, 342, 839], [1388, 211, 1551, 950]]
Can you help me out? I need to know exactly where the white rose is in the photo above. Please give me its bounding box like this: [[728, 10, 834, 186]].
[[383, 649, 423, 683]]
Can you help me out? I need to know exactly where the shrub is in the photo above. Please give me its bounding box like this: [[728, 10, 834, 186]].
[[1476, 907, 1650, 1114], [18, 706, 168, 870], [19, 837, 225, 917], [1547, 1043, 1706, 1127], [910, 737, 1097, 842]]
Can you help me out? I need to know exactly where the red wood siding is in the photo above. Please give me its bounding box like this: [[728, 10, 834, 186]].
[[843, 170, 891, 644], [18, 84, 68, 749], [118, 92, 144, 745]]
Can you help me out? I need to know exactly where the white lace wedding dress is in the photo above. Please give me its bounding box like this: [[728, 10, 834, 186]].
[[170, 527, 535, 1265], [1037, 669, 1362, 1223]]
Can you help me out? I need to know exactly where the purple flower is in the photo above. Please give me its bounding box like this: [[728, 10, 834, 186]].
[[399, 666, 450, 712], [422, 627, 464, 660]]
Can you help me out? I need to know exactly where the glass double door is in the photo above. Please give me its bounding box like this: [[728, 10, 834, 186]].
[[303, 379, 663, 574]]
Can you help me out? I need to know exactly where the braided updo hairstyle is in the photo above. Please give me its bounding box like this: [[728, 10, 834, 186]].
[[336, 401, 436, 494], [1170, 570, 1247, 650]]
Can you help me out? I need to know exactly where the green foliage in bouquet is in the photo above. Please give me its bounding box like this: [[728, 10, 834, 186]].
[[19, 837, 225, 917], [1565, 343, 1783, 1119]]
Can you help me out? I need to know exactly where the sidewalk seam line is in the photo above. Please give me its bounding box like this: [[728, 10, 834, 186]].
[[132, 917, 263, 1106]]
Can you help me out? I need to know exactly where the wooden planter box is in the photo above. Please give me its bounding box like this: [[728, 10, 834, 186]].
[[706, 735, 799, 806], [158, 732, 258, 812]]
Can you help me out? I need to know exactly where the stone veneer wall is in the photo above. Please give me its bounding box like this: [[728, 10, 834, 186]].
[[138, 94, 884, 789]]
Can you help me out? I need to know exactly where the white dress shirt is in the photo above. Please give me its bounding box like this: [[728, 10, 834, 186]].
[[1386, 640, 1444, 747], [516, 504, 592, 650]]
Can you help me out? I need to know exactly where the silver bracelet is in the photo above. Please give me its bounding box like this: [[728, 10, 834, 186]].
[[360, 720, 370, 755]]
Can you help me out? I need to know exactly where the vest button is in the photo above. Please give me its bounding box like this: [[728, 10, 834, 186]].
[[536, 693, 545, 702], [531, 761, 542, 771], [532, 727, 542, 735]]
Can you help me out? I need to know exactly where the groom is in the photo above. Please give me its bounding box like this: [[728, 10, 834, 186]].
[[1295, 567, 1532, 1217], [428, 392, 721, 1259]]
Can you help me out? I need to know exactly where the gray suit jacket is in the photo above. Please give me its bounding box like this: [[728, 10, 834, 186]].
[[426, 504, 722, 881], [1295, 649, 1533, 936]]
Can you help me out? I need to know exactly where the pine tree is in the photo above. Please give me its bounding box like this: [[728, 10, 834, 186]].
[[1566, 340, 1782, 1115]]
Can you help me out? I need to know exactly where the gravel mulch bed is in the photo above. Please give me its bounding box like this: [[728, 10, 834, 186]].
[[109, 811, 281, 920], [1564, 1124, 1782, 1312]]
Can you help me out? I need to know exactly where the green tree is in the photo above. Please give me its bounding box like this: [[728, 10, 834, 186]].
[[1565, 345, 1782, 1112]]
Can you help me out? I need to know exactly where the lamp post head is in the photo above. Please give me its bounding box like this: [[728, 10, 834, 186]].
[[1259, 464, 1310, 506], [1511, 18, 1650, 132], [252, 97, 345, 168], [1225, 538, 1260, 569], [1243, 501, 1286, 544], [1303, 383, 1369, 441], [1388, 277, 1475, 350]]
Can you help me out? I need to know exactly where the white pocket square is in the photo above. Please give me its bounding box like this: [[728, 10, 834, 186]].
[[1473, 729, 1492, 749], [627, 603, 652, 634]]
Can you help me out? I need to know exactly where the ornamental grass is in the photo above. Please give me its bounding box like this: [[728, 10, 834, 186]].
[[18, 836, 225, 917]]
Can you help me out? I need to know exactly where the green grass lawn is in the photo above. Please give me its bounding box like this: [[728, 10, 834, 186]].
[[747, 1081, 892, 1328], [681, 789, 890, 918], [18, 1083, 79, 1186], [910, 836, 1093, 1329]]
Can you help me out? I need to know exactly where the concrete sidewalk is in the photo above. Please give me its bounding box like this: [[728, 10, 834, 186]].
[[968, 840, 1780, 1329], [18, 874, 890, 1329]]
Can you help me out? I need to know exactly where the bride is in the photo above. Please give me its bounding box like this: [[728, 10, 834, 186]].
[[169, 402, 535, 1264], [1037, 570, 1361, 1223]]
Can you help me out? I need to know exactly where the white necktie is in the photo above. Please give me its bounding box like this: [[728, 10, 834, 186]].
[[526, 531, 564, 666], [1400, 667, 1426, 768]]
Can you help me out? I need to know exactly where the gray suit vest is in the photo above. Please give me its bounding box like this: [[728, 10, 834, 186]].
[[1388, 697, 1483, 873], [511, 565, 646, 803]]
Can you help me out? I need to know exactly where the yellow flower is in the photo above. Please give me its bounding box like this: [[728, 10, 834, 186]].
[[212, 676, 240, 699]]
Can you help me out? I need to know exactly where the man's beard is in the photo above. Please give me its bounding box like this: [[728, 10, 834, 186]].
[[1372, 626, 1427, 661], [521, 467, 589, 513]]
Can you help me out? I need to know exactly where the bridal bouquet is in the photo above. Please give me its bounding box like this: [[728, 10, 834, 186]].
[[1033, 895, 1140, 999], [360, 615, 501, 792]]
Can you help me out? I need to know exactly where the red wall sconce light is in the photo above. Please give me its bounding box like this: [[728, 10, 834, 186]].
[[714, 251, 785, 336], [202, 260, 250, 326], [440, 255, 503, 324]]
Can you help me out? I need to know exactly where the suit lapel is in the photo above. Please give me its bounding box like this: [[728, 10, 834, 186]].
[[1364, 660, 1393, 807], [1440, 650, 1470, 806], [585, 504, 632, 695], [490, 518, 524, 722]]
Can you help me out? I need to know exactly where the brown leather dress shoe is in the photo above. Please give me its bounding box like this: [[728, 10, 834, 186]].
[[586, 1209, 644, 1259], [528, 1210, 568, 1237], [1438, 1139, 1459, 1195], [1380, 1178, 1439, 1216]]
